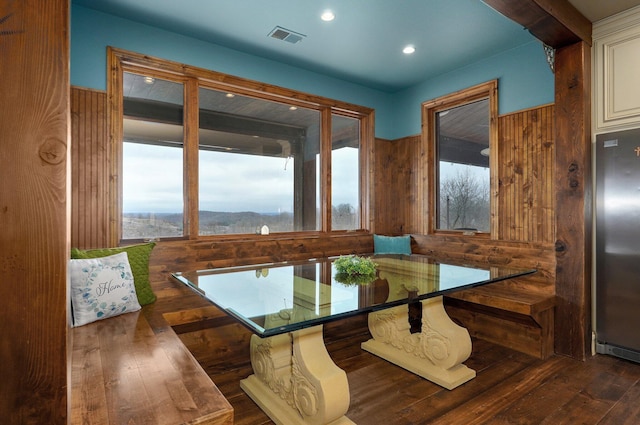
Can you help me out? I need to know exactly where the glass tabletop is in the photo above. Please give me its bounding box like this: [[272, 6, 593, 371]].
[[172, 254, 536, 337]]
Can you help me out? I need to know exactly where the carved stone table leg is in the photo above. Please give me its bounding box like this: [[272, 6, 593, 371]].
[[361, 296, 475, 390], [240, 325, 355, 425]]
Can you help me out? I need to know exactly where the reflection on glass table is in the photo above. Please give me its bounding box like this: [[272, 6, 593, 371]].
[[173, 254, 534, 337], [172, 254, 535, 425]]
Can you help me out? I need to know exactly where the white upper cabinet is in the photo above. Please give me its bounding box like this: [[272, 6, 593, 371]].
[[593, 6, 640, 132]]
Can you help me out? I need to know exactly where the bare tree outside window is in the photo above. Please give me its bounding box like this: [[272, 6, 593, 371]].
[[438, 167, 490, 232]]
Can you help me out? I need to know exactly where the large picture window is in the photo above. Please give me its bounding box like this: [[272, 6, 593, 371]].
[[197, 87, 321, 235], [122, 73, 185, 239], [109, 48, 373, 242], [422, 81, 498, 236]]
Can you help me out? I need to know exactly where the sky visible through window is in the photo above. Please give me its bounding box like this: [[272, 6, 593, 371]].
[[123, 143, 359, 214]]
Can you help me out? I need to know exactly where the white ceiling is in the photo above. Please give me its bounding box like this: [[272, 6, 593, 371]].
[[72, 0, 640, 92], [569, 0, 640, 22]]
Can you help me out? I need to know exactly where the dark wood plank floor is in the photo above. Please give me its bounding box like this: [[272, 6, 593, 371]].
[[194, 332, 640, 425]]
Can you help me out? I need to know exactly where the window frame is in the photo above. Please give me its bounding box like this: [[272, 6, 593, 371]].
[[421, 80, 498, 238], [107, 47, 373, 245]]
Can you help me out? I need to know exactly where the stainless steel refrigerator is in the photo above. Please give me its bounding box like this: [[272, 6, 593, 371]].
[[595, 127, 640, 363]]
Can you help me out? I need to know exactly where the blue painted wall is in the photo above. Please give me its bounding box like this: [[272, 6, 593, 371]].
[[392, 41, 554, 138], [71, 5, 554, 140]]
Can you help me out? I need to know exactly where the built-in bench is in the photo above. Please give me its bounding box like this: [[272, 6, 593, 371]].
[[69, 262, 234, 425], [411, 235, 557, 359], [444, 283, 556, 359]]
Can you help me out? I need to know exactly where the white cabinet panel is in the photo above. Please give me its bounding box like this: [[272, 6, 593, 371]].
[[594, 6, 640, 132]]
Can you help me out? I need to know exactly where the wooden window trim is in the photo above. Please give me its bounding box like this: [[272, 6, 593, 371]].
[[421, 80, 498, 238], [107, 47, 374, 245]]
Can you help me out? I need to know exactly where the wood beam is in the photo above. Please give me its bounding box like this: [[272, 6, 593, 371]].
[[553, 41, 592, 360], [483, 0, 592, 47], [485, 0, 593, 361], [0, 0, 70, 422]]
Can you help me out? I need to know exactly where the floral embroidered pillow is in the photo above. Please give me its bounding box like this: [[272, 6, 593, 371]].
[[69, 252, 141, 327]]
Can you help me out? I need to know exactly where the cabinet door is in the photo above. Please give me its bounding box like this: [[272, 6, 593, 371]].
[[594, 10, 640, 131]]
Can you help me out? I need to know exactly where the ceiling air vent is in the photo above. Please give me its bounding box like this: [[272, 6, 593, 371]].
[[268, 26, 306, 44]]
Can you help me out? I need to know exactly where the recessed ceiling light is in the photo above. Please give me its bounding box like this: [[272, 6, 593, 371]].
[[403, 45, 416, 55], [143, 76, 155, 84], [321, 10, 335, 21], [289, 106, 298, 111], [225, 93, 235, 98]]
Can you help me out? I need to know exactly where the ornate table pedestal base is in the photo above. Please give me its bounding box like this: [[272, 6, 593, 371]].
[[240, 325, 355, 425], [361, 296, 475, 390]]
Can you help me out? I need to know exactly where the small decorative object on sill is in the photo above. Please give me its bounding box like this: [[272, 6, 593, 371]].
[[261, 225, 270, 235], [333, 255, 378, 286]]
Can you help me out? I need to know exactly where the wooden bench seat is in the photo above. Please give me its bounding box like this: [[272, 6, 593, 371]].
[[70, 274, 234, 425], [444, 284, 555, 359]]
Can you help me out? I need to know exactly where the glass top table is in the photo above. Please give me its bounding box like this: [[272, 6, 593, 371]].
[[172, 254, 535, 337], [172, 254, 536, 424]]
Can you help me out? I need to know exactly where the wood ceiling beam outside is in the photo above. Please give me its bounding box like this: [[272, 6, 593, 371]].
[[123, 98, 307, 142], [483, 0, 592, 47]]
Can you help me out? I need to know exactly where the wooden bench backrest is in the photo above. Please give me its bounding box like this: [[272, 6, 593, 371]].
[[410, 234, 555, 296]]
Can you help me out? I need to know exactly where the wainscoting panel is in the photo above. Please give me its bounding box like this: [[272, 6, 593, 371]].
[[71, 86, 109, 249]]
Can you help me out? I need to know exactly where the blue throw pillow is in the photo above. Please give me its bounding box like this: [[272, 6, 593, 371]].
[[373, 234, 412, 255]]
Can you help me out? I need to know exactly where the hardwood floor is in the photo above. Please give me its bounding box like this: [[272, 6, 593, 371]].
[[189, 330, 640, 425]]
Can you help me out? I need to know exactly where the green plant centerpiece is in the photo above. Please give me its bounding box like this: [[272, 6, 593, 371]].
[[333, 255, 378, 286]]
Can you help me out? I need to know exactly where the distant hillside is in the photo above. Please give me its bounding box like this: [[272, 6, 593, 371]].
[[123, 205, 356, 238], [123, 210, 294, 238]]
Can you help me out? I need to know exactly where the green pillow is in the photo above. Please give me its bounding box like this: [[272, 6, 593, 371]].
[[373, 234, 412, 255], [71, 242, 157, 305]]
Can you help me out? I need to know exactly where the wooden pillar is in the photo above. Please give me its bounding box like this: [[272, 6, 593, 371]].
[[553, 41, 592, 360], [0, 0, 70, 423]]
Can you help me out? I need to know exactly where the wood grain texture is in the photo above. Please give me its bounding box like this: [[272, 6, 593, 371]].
[[445, 295, 554, 358], [0, 0, 69, 423], [483, 0, 592, 47], [70, 271, 234, 425], [373, 136, 421, 235], [553, 41, 592, 360], [412, 233, 556, 358], [498, 104, 555, 243], [191, 323, 640, 425], [147, 232, 374, 278], [71, 87, 109, 249], [411, 234, 556, 289]]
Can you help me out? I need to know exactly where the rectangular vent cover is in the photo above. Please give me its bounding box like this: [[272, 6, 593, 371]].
[[268, 26, 306, 44]]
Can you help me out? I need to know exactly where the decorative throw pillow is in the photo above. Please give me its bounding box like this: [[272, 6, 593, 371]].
[[71, 242, 156, 305], [373, 234, 412, 255], [69, 252, 141, 327]]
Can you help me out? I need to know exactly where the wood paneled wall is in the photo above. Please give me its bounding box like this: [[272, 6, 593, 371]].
[[70, 90, 559, 355], [148, 233, 374, 282], [71, 87, 110, 249], [374, 104, 556, 245], [497, 105, 555, 243], [373, 135, 421, 235], [70, 86, 556, 263], [411, 234, 556, 294], [0, 1, 69, 423], [70, 86, 373, 267], [373, 104, 557, 297]]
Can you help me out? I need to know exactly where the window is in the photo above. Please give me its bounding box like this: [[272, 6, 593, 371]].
[[122, 73, 185, 239], [422, 81, 497, 235], [197, 87, 320, 235], [331, 113, 361, 231], [109, 48, 373, 242]]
